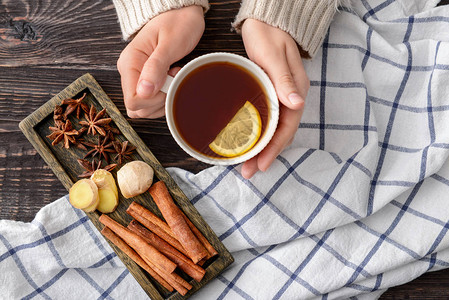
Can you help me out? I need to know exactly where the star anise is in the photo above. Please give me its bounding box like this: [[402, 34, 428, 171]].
[[53, 105, 65, 127], [77, 126, 88, 136], [103, 125, 120, 140], [73, 137, 88, 150], [79, 105, 112, 136], [113, 140, 136, 165], [47, 119, 80, 149], [84, 136, 116, 163], [61, 93, 89, 119], [77, 159, 117, 178]]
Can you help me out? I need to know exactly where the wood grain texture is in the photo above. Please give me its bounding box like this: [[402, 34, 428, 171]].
[[382, 269, 449, 299], [19, 73, 233, 299], [1, 0, 449, 298], [0, 0, 122, 69]]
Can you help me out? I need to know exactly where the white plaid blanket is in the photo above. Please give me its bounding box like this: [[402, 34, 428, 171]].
[[2, 0, 449, 299]]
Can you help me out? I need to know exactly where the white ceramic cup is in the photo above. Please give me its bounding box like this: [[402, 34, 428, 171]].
[[162, 52, 279, 165]]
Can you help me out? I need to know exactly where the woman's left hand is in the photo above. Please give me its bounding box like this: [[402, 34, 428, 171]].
[[240, 19, 310, 179]]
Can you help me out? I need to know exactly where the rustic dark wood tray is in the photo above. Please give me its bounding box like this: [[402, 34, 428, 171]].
[[19, 73, 234, 299]]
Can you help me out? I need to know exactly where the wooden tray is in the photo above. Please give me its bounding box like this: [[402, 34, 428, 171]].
[[19, 73, 234, 299]]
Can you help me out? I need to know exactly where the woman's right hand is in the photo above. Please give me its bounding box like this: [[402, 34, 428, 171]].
[[117, 5, 205, 119], [240, 19, 309, 179]]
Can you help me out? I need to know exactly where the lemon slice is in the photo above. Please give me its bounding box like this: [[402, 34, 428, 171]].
[[209, 101, 262, 157]]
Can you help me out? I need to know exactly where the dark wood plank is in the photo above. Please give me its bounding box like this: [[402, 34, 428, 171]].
[[381, 269, 449, 299], [1, 0, 449, 298], [0, 0, 121, 69], [0, 0, 244, 69]]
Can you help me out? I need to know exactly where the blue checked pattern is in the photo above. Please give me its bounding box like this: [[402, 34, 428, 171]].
[[1, 0, 449, 299]]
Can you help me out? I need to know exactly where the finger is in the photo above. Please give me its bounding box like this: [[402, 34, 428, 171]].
[[256, 50, 304, 110], [169, 66, 182, 77], [118, 48, 150, 111], [286, 43, 310, 101], [127, 67, 181, 119], [126, 92, 166, 119], [257, 107, 303, 172], [241, 157, 259, 179], [126, 110, 141, 119], [127, 104, 166, 119], [120, 67, 140, 109], [137, 45, 172, 99]]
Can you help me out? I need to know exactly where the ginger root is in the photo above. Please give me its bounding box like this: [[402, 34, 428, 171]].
[[97, 189, 119, 213], [117, 161, 154, 198], [69, 179, 99, 211], [83, 196, 100, 213], [91, 169, 119, 213]]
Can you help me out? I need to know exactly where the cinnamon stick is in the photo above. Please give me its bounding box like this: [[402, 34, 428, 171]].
[[182, 215, 218, 260], [98, 214, 176, 274], [197, 257, 207, 266], [149, 181, 208, 264], [128, 220, 206, 282], [139, 251, 191, 296], [127, 202, 187, 256], [101, 227, 173, 292]]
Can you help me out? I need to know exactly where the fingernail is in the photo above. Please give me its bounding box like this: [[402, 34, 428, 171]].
[[288, 93, 303, 105], [137, 80, 154, 97]]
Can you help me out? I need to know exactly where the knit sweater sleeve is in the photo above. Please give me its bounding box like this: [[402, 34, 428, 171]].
[[112, 0, 209, 40], [232, 0, 351, 58]]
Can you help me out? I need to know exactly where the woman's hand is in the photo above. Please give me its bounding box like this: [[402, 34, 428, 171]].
[[117, 6, 205, 119], [241, 19, 309, 179]]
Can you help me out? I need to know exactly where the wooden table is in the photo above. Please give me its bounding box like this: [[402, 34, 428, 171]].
[[1, 0, 448, 298]]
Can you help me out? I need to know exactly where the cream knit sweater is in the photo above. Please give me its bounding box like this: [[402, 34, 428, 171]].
[[112, 0, 350, 58]]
